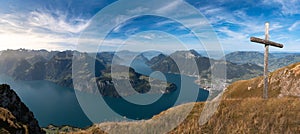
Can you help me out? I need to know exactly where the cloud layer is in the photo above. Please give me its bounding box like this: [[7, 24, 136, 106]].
[[0, 0, 299, 52]]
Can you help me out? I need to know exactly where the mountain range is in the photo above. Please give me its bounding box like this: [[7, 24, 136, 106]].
[[0, 49, 176, 97], [1, 49, 299, 96], [2, 49, 299, 94], [225, 51, 300, 71], [147, 50, 264, 84]]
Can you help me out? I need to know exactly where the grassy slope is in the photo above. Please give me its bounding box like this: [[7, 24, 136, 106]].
[[55, 63, 300, 134], [67, 98, 299, 134], [225, 62, 300, 99], [170, 98, 300, 134]]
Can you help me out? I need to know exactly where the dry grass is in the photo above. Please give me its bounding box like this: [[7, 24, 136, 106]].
[[225, 62, 300, 99], [65, 98, 299, 134], [170, 98, 300, 134]]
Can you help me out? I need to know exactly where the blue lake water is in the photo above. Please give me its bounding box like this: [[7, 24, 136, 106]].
[[0, 75, 92, 127], [0, 60, 209, 128]]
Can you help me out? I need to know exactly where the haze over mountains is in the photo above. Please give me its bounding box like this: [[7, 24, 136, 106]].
[[1, 49, 299, 93], [225, 51, 300, 71], [0, 49, 176, 97], [148, 50, 264, 83], [1, 49, 299, 91]]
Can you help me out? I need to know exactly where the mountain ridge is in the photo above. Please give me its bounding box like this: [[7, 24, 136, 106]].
[[148, 50, 264, 83], [225, 51, 300, 71]]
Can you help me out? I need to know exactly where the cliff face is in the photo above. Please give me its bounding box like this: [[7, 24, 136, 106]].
[[0, 84, 44, 134]]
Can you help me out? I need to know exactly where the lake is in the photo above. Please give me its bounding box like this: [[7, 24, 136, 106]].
[[0, 75, 92, 127], [0, 60, 209, 128]]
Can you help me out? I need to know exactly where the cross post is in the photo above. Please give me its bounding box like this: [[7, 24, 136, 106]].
[[250, 22, 284, 99]]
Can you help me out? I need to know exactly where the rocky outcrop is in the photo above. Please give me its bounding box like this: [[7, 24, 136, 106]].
[[269, 63, 300, 97], [0, 107, 28, 134], [0, 84, 45, 134]]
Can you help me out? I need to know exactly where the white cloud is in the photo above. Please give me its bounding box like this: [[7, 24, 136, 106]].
[[138, 33, 156, 40], [198, 5, 224, 16], [198, 5, 285, 39], [28, 10, 90, 34], [154, 20, 175, 27], [127, 7, 149, 14], [263, 0, 300, 15], [155, 0, 183, 14], [218, 27, 248, 40], [0, 9, 92, 51], [0, 31, 75, 51], [288, 21, 300, 31]]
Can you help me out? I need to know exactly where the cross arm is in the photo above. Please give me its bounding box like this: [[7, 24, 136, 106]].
[[250, 37, 284, 48]]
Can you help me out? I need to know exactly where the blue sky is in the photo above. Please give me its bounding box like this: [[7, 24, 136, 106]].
[[0, 0, 299, 52]]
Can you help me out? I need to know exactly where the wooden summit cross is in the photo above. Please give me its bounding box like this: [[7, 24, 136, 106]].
[[250, 22, 284, 100]]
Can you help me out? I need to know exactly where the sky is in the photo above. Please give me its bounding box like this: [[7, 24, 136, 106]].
[[0, 0, 299, 52]]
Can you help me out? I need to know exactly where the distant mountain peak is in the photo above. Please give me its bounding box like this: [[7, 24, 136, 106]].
[[170, 49, 202, 59], [189, 49, 202, 57]]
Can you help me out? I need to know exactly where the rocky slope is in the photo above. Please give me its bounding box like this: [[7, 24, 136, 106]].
[[0, 84, 44, 134], [225, 62, 300, 99], [0, 107, 29, 134]]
